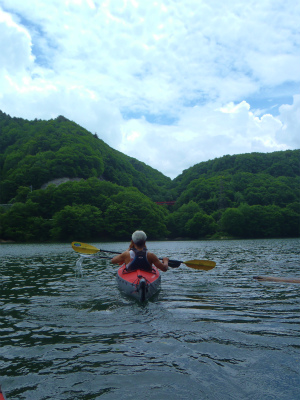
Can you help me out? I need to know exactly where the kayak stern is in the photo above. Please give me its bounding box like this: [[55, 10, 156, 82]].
[[117, 264, 161, 301]]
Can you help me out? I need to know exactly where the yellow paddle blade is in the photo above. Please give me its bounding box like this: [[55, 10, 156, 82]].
[[71, 242, 100, 254], [184, 260, 216, 271]]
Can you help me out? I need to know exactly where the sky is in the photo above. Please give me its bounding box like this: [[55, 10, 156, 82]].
[[0, 0, 299, 179]]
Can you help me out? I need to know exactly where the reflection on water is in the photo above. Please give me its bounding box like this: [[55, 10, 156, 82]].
[[0, 239, 300, 399]]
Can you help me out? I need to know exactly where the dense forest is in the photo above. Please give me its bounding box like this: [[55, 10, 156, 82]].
[[0, 111, 171, 203], [0, 110, 299, 242]]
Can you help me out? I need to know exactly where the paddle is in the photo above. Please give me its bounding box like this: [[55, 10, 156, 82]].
[[253, 276, 300, 284], [71, 241, 216, 271]]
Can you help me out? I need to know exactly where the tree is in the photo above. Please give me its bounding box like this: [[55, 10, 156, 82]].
[[185, 212, 217, 238], [0, 200, 49, 241], [167, 201, 201, 238], [51, 204, 103, 241], [220, 208, 245, 237], [281, 204, 300, 237], [104, 189, 169, 239], [13, 186, 32, 203]]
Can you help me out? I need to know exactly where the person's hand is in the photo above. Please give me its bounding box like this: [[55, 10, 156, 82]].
[[162, 257, 169, 271]]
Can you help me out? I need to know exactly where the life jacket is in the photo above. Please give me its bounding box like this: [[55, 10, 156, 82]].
[[127, 247, 152, 272]]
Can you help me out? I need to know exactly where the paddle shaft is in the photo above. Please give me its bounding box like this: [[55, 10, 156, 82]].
[[99, 250, 213, 268], [72, 242, 176, 262], [71, 242, 216, 270], [78, 252, 180, 268], [97, 249, 179, 264]]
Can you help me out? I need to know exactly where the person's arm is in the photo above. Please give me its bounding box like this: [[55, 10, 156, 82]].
[[111, 251, 130, 265], [148, 252, 169, 272]]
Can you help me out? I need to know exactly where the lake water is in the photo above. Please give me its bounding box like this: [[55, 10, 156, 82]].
[[1, 238, 300, 399]]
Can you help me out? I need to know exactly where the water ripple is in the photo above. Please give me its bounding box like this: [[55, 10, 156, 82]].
[[0, 239, 299, 399]]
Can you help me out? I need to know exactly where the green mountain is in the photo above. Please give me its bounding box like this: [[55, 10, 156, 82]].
[[171, 150, 300, 211], [166, 150, 300, 239], [0, 111, 171, 203], [172, 151, 300, 194], [0, 110, 299, 242]]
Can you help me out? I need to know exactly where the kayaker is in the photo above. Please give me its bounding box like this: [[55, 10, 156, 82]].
[[111, 230, 169, 272]]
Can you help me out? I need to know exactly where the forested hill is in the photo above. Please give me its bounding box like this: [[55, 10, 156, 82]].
[[0, 110, 299, 242], [169, 150, 300, 227], [172, 150, 300, 195], [0, 111, 171, 203]]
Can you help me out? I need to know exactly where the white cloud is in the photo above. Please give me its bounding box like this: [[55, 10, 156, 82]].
[[0, 0, 299, 178], [119, 99, 294, 178], [0, 9, 34, 72], [247, 53, 300, 86], [276, 94, 300, 147]]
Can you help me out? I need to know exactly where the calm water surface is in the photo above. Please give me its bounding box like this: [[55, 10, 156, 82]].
[[1, 239, 300, 399]]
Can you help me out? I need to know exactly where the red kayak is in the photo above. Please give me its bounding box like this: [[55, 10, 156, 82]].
[[117, 264, 161, 302], [0, 386, 6, 400]]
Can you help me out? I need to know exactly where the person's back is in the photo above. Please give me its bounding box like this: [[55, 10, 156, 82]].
[[111, 230, 169, 272], [126, 247, 152, 271]]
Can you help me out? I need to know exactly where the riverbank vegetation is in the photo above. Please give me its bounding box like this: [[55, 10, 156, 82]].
[[0, 111, 299, 242]]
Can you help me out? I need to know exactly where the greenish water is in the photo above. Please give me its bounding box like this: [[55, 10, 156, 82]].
[[1, 239, 300, 399]]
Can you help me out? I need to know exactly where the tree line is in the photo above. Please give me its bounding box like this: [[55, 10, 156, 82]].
[[1, 175, 299, 242], [0, 179, 169, 242], [0, 111, 299, 242]]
